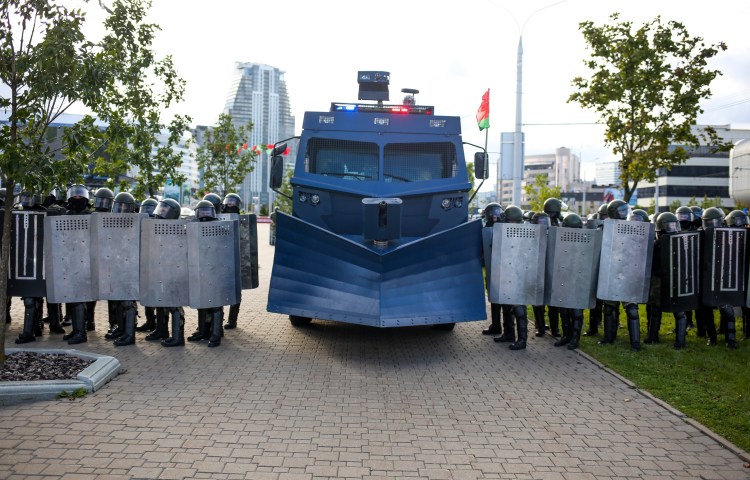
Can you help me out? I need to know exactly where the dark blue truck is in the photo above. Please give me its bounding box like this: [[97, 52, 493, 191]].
[[268, 71, 488, 329]]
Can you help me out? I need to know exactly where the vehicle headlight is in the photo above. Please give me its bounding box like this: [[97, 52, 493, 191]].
[[441, 198, 452, 209]]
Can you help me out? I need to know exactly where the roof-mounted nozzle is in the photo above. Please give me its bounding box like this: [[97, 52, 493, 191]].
[[358, 71, 390, 105], [401, 88, 419, 105]]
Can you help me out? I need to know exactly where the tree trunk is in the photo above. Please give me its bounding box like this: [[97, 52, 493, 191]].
[[623, 181, 639, 204], [0, 176, 16, 367]]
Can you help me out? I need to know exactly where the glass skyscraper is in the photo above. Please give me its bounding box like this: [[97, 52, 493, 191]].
[[223, 62, 295, 213]]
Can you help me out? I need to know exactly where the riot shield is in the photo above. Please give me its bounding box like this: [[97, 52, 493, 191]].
[[702, 227, 746, 307], [187, 220, 241, 308], [544, 227, 602, 309], [7, 211, 47, 297], [218, 213, 258, 289], [658, 231, 700, 312], [139, 218, 190, 307], [90, 213, 145, 300], [43, 215, 94, 303], [481, 226, 493, 287], [596, 220, 654, 303], [488, 223, 546, 305]]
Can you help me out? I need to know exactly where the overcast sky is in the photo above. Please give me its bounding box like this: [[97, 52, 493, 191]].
[[72, 0, 750, 182]]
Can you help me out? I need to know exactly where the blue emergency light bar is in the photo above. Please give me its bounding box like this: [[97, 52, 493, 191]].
[[330, 103, 434, 115]]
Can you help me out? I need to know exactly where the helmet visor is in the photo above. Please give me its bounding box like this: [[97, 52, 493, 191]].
[[195, 206, 215, 220], [67, 185, 89, 200], [94, 197, 113, 211], [731, 215, 749, 227], [702, 217, 723, 229], [112, 201, 134, 213], [661, 221, 681, 233], [153, 203, 178, 219]]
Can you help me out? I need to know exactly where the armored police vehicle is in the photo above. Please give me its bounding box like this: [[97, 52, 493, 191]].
[[268, 71, 488, 329]]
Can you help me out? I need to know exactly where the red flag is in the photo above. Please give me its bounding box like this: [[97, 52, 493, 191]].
[[476, 89, 490, 131]]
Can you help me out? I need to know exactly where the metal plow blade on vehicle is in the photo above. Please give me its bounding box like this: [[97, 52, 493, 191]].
[[267, 212, 487, 328]]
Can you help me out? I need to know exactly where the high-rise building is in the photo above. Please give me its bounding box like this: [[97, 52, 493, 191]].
[[222, 62, 295, 212], [595, 160, 621, 186], [497, 147, 580, 206]]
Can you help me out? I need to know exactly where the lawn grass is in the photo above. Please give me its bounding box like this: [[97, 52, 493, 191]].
[[576, 306, 750, 453]]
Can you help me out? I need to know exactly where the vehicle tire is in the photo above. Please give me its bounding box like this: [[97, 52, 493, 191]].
[[289, 315, 312, 327], [432, 322, 456, 331]]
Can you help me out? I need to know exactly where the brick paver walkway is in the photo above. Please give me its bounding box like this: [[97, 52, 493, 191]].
[[2, 223, 749, 479]]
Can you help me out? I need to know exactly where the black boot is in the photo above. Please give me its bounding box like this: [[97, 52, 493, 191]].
[[225, 303, 240, 330], [598, 303, 618, 345], [720, 306, 738, 349], [208, 309, 224, 347], [645, 305, 661, 344], [105, 302, 125, 340], [136, 306, 156, 332], [685, 310, 694, 330], [145, 308, 170, 341], [32, 298, 44, 336], [47, 302, 65, 334], [509, 306, 527, 350], [585, 299, 601, 336], [674, 311, 687, 349], [743, 306, 749, 340], [548, 306, 560, 337], [705, 309, 718, 346], [67, 304, 87, 345], [161, 308, 185, 347], [483, 303, 502, 335], [554, 309, 571, 347], [107, 300, 118, 333], [533, 305, 546, 337], [493, 305, 515, 342], [188, 310, 211, 342], [625, 303, 641, 351], [85, 301, 96, 331], [114, 301, 136, 347], [62, 303, 72, 326], [567, 310, 584, 350], [15, 297, 38, 344]]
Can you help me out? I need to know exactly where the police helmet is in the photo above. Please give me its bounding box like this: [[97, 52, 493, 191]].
[[531, 212, 550, 228], [19, 192, 38, 208], [724, 209, 749, 227], [701, 207, 724, 230], [675, 206, 694, 230], [222, 193, 242, 213], [690, 206, 704, 229], [93, 187, 115, 212], [152, 198, 181, 219], [656, 212, 681, 234], [194, 200, 217, 221], [597, 203, 609, 220], [562, 212, 583, 229], [543, 198, 562, 220], [504, 205, 524, 224], [482, 203, 505, 227], [202, 193, 222, 213], [66, 184, 89, 200], [112, 192, 136, 213], [606, 199, 630, 220], [627, 209, 650, 222], [139, 197, 159, 215], [523, 210, 535, 223]]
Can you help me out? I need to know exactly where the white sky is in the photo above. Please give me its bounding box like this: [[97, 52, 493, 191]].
[[72, 0, 750, 183]]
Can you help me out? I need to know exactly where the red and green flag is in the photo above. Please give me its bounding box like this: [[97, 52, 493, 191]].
[[476, 89, 490, 131]]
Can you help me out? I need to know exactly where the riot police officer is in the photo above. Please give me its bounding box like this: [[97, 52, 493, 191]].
[[480, 203, 505, 337], [542, 198, 563, 338], [492, 205, 529, 351], [646, 212, 690, 349], [61, 185, 92, 345], [598, 200, 643, 351], [135, 197, 159, 333], [185, 200, 226, 347], [14, 192, 61, 343], [222, 192, 243, 330]]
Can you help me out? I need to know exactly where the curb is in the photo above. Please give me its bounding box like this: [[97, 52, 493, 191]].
[[575, 348, 750, 464], [1, 348, 121, 406]]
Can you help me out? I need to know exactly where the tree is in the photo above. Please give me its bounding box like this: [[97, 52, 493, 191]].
[[700, 194, 722, 209], [523, 174, 562, 212], [0, 0, 110, 364], [91, 0, 191, 200], [193, 113, 257, 197], [669, 199, 682, 212], [569, 14, 732, 203]]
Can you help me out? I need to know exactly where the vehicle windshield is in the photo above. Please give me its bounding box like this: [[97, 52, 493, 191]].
[[305, 138, 457, 183]]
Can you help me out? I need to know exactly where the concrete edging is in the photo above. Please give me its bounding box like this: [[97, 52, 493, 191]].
[[1, 348, 121, 406]]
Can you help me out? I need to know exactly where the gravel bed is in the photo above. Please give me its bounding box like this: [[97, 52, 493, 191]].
[[0, 352, 94, 381]]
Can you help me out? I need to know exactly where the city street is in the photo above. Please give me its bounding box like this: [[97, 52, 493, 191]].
[[1, 223, 749, 479]]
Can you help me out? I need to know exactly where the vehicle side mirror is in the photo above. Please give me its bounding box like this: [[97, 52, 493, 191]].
[[474, 152, 489, 179], [270, 155, 284, 189]]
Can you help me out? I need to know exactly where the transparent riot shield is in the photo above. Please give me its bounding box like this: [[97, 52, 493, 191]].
[[597, 220, 654, 304], [488, 223, 546, 306], [544, 226, 602, 309], [43, 215, 94, 303]]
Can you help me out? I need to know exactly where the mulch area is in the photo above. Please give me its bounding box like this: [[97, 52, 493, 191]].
[[0, 351, 94, 381]]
